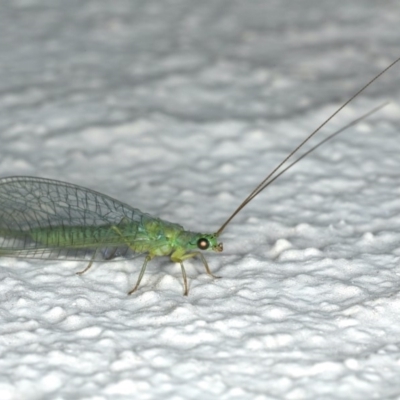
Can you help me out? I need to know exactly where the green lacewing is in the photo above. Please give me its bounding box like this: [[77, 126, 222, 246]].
[[0, 58, 398, 295]]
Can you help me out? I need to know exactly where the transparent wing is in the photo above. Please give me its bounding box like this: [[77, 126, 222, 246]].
[[0, 176, 155, 261]]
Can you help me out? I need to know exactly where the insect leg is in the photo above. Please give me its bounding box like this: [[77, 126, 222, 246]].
[[175, 251, 220, 278], [180, 263, 188, 296], [76, 249, 98, 275], [171, 251, 220, 295], [108, 224, 156, 295], [128, 254, 153, 295], [196, 252, 220, 279]]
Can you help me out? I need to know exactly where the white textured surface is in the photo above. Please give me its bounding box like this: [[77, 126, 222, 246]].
[[1, 1, 400, 399]]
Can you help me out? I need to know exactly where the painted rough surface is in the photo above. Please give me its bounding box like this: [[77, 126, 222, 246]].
[[0, 1, 400, 399]]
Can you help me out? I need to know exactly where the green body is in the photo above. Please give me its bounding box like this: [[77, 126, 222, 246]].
[[0, 176, 222, 294], [29, 216, 221, 259]]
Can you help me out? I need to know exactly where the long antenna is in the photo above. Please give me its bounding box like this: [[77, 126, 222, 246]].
[[248, 102, 388, 197], [216, 56, 400, 235]]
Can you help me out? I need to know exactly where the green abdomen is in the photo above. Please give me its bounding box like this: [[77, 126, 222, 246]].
[[30, 222, 141, 249]]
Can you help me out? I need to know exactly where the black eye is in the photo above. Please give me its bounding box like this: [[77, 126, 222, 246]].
[[197, 238, 209, 250]]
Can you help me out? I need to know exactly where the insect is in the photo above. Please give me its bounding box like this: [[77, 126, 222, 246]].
[[0, 58, 398, 295]]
